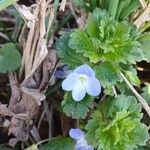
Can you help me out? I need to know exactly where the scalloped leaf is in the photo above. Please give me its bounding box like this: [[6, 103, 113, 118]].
[[61, 92, 94, 119]]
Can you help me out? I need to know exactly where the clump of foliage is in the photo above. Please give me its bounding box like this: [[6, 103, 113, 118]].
[[85, 95, 149, 150], [55, 7, 150, 150], [0, 0, 150, 149]]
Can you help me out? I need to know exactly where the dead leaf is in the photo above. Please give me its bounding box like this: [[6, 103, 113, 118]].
[[16, 4, 38, 21]]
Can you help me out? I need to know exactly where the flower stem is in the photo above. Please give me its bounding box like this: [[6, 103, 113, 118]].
[[120, 72, 150, 117]]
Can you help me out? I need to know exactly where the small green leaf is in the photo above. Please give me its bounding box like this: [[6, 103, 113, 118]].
[[61, 92, 94, 119], [39, 136, 75, 150], [0, 43, 21, 73], [126, 71, 141, 87]]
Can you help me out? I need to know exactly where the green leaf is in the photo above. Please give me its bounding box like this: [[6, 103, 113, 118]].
[[55, 33, 90, 68], [108, 0, 119, 19], [94, 62, 121, 88], [138, 33, 150, 61], [119, 0, 140, 20], [86, 95, 149, 150], [0, 43, 21, 73], [61, 92, 94, 119], [69, 30, 101, 63], [0, 0, 19, 11], [86, 9, 109, 38], [39, 136, 75, 150], [125, 71, 141, 87], [103, 95, 142, 119]]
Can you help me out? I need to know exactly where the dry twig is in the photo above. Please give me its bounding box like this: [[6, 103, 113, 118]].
[[134, 4, 150, 28], [121, 72, 150, 117]]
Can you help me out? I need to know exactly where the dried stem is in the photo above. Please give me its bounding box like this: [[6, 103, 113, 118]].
[[120, 72, 150, 117], [139, 0, 147, 9], [43, 100, 52, 138]]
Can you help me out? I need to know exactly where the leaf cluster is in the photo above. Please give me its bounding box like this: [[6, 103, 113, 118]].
[[69, 8, 144, 65], [55, 8, 149, 90], [85, 95, 149, 150]]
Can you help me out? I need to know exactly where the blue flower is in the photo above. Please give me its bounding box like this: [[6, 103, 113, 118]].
[[69, 128, 94, 150], [54, 65, 72, 79], [62, 64, 101, 101]]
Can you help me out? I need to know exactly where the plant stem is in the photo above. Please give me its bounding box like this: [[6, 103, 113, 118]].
[[120, 72, 150, 117]]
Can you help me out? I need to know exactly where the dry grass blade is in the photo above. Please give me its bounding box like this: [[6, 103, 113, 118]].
[[59, 0, 67, 12], [139, 0, 147, 9], [15, 4, 38, 22], [134, 4, 150, 28]]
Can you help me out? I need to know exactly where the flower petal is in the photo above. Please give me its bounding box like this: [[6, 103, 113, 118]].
[[62, 73, 77, 91], [76, 144, 94, 150], [86, 77, 101, 96], [69, 128, 85, 140], [72, 83, 86, 101], [86, 145, 94, 150], [76, 146, 86, 150], [74, 64, 95, 77]]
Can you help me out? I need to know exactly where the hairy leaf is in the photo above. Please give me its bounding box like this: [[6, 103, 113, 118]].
[[86, 95, 149, 150], [61, 92, 94, 119]]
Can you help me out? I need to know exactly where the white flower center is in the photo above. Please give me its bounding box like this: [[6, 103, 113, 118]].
[[77, 74, 88, 86]]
